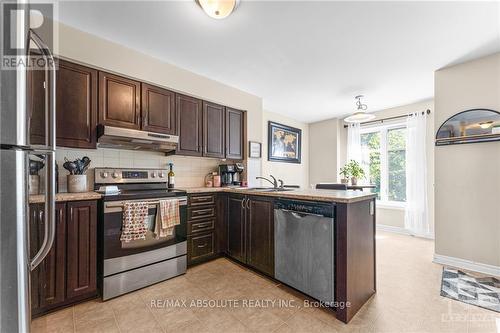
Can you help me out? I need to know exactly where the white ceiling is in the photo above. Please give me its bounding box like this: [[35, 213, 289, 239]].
[[58, 1, 500, 123]]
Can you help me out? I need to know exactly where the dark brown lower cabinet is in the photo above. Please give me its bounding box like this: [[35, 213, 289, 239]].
[[30, 203, 66, 315], [227, 195, 246, 263], [187, 193, 220, 265], [29, 200, 97, 317], [246, 197, 274, 276], [227, 195, 274, 277], [66, 201, 97, 299]]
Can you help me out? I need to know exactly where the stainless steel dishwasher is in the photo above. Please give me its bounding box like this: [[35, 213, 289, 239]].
[[274, 199, 335, 304]]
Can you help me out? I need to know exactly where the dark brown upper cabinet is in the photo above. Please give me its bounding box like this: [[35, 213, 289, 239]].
[[203, 101, 225, 158], [176, 94, 203, 156], [225, 107, 244, 160], [98, 72, 141, 129], [28, 59, 97, 148], [141, 83, 176, 135], [56, 60, 97, 148]]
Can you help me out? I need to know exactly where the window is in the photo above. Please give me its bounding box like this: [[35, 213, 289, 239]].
[[361, 123, 407, 205]]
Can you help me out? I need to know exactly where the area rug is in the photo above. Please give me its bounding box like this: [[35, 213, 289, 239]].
[[441, 267, 500, 312]]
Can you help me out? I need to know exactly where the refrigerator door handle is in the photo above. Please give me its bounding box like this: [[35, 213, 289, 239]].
[[28, 29, 56, 150], [30, 150, 56, 270]]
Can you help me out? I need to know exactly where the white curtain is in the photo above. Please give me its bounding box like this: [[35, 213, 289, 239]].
[[347, 123, 361, 163], [405, 112, 431, 238]]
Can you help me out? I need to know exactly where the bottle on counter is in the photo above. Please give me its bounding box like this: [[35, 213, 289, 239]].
[[167, 163, 175, 189]]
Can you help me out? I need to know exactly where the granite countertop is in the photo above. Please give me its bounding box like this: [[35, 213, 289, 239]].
[[29, 191, 102, 204], [181, 187, 376, 203]]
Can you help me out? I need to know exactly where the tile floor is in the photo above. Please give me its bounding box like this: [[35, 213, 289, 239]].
[[31, 231, 500, 333]]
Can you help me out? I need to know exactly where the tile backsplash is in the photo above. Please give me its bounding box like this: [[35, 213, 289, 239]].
[[56, 148, 221, 192]]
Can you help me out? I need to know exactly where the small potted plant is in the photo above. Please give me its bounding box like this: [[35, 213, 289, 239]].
[[347, 160, 365, 186], [339, 166, 350, 184]]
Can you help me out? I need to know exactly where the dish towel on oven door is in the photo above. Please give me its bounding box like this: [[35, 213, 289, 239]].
[[120, 202, 149, 242], [154, 199, 180, 238]]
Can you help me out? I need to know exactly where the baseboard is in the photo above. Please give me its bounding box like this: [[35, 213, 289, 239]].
[[376, 224, 409, 235], [376, 224, 435, 239], [433, 254, 500, 277]]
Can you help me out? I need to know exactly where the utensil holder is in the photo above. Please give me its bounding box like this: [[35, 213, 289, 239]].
[[29, 175, 40, 195], [67, 175, 87, 193]]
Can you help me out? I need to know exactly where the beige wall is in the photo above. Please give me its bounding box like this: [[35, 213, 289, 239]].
[[434, 53, 500, 267], [309, 118, 340, 185], [55, 22, 263, 187], [261, 111, 309, 188], [308, 100, 435, 230]]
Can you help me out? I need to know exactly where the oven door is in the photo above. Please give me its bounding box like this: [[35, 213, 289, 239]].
[[102, 196, 187, 261]]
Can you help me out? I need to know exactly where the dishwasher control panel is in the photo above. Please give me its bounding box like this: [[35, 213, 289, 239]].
[[274, 199, 335, 218]]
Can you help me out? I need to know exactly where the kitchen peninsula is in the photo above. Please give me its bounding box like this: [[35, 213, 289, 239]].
[[184, 187, 377, 323]]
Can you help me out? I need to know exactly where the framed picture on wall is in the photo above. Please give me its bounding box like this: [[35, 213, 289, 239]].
[[249, 141, 262, 158], [268, 121, 301, 164]]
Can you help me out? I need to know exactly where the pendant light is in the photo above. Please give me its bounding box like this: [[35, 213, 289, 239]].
[[196, 0, 239, 19], [344, 95, 376, 123]]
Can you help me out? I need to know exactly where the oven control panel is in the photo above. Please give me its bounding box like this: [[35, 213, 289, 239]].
[[95, 168, 168, 184]]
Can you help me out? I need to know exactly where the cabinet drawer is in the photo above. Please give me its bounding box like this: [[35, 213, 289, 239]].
[[188, 232, 215, 262], [188, 206, 215, 220], [189, 194, 216, 207], [188, 219, 215, 235]]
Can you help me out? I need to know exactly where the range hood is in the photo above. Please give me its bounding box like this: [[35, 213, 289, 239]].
[[97, 125, 178, 153]]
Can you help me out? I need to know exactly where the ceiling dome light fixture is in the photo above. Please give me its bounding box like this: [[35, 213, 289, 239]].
[[196, 0, 239, 19], [344, 95, 376, 123]]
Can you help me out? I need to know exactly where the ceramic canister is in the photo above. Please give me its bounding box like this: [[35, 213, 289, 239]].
[[67, 175, 87, 193], [29, 175, 40, 195]]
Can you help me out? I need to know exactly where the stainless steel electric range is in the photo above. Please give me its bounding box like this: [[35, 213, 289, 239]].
[[94, 168, 187, 300]]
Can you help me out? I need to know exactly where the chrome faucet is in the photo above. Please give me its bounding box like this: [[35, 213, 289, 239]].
[[256, 175, 279, 189]]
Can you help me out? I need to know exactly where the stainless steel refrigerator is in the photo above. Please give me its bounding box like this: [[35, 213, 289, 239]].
[[0, 7, 56, 332]]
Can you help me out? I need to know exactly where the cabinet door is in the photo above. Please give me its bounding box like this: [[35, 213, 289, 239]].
[[66, 201, 97, 299], [216, 194, 228, 254], [176, 94, 203, 156], [227, 196, 246, 262], [98, 72, 141, 129], [56, 60, 97, 148], [203, 101, 225, 158], [225, 108, 244, 160], [141, 83, 176, 134], [29, 203, 66, 314], [246, 197, 274, 276]]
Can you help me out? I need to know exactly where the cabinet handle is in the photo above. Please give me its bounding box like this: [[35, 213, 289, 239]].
[[193, 195, 213, 202], [197, 243, 207, 248], [194, 222, 212, 229], [193, 208, 212, 215], [246, 198, 250, 209], [241, 199, 245, 209]]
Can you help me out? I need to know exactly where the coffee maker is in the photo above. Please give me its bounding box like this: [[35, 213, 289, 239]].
[[219, 163, 244, 186], [232, 163, 244, 186]]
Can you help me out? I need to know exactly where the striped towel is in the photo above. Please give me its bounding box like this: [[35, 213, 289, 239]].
[[120, 202, 149, 242], [154, 199, 180, 239]]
